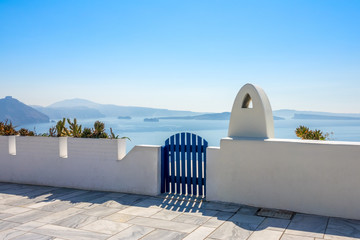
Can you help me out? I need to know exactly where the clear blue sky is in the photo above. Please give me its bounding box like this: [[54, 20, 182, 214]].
[[0, 0, 359, 113]]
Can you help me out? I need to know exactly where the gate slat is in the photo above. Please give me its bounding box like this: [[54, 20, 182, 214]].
[[186, 132, 191, 195], [198, 136, 203, 196], [161, 146, 165, 193], [181, 133, 186, 194], [170, 135, 175, 193], [203, 140, 208, 196], [192, 134, 197, 195], [165, 139, 170, 193], [175, 133, 180, 194]]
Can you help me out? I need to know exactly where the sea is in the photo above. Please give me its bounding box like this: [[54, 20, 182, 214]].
[[20, 118, 360, 152]]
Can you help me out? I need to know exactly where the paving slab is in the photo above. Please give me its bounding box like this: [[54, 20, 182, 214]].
[[107, 225, 154, 240], [285, 213, 328, 238], [209, 221, 253, 240], [128, 216, 198, 233], [141, 229, 187, 240], [0, 183, 360, 240], [80, 219, 131, 234], [325, 217, 360, 240], [248, 229, 283, 240], [31, 224, 110, 240], [0, 228, 27, 240], [183, 226, 215, 240]]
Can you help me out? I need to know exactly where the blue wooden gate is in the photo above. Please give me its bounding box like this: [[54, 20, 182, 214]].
[[161, 132, 208, 197]]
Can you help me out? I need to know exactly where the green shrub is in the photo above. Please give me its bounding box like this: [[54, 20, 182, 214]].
[[0, 120, 18, 136], [81, 127, 93, 138], [295, 125, 330, 140], [18, 128, 35, 136]]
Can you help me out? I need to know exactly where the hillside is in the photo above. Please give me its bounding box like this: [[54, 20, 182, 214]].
[[0, 96, 49, 125]]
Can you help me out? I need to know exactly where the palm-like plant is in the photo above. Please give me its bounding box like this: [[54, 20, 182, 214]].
[[67, 118, 82, 138], [93, 121, 108, 138], [55, 118, 70, 137]]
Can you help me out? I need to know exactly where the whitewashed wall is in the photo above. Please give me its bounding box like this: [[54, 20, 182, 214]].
[[0, 136, 161, 196], [207, 138, 360, 220]]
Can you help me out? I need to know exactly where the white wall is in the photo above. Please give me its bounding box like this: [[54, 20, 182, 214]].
[[207, 137, 360, 220], [0, 136, 161, 196]]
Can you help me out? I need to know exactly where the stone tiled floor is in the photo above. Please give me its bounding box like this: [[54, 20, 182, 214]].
[[0, 183, 359, 240]]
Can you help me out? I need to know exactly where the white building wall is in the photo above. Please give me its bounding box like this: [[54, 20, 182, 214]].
[[207, 138, 360, 219], [0, 136, 161, 196]]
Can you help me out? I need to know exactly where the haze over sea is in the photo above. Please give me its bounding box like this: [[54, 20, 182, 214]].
[[21, 118, 360, 152]]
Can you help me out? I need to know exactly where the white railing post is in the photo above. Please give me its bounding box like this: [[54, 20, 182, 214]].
[[59, 137, 68, 158], [8, 136, 16, 155]]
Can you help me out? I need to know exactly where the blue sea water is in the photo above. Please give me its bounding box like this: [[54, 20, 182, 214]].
[[20, 118, 360, 152]]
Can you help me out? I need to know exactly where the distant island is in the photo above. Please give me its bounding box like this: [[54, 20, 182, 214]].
[[144, 118, 159, 122], [293, 113, 360, 120], [159, 112, 285, 121], [117, 116, 132, 120]]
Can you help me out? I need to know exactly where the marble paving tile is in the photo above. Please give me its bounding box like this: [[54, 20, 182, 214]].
[[4, 209, 52, 224], [98, 200, 129, 209], [285, 213, 328, 238], [11, 232, 54, 240], [80, 219, 131, 234], [229, 213, 265, 230], [0, 229, 26, 240], [209, 221, 253, 240], [0, 213, 13, 219], [64, 191, 107, 205], [133, 197, 170, 209], [181, 209, 219, 217], [82, 205, 119, 217], [128, 216, 198, 233], [31, 224, 110, 240], [0, 186, 39, 196], [0, 220, 20, 231], [238, 206, 259, 215], [23, 187, 57, 198], [201, 202, 241, 213], [150, 209, 183, 220], [7, 197, 38, 207], [183, 226, 216, 240], [202, 211, 234, 228], [103, 192, 127, 199], [0, 204, 10, 211], [141, 229, 186, 240], [115, 194, 149, 206], [281, 234, 314, 240], [0, 206, 32, 214], [108, 225, 154, 240], [325, 217, 360, 240], [37, 201, 73, 212], [0, 196, 28, 205], [27, 200, 59, 210], [55, 189, 90, 201], [173, 213, 210, 225], [248, 229, 283, 240], [118, 206, 162, 217], [54, 214, 101, 229], [36, 207, 84, 224], [256, 217, 290, 232], [74, 194, 125, 209], [14, 221, 46, 231], [104, 212, 136, 223]]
